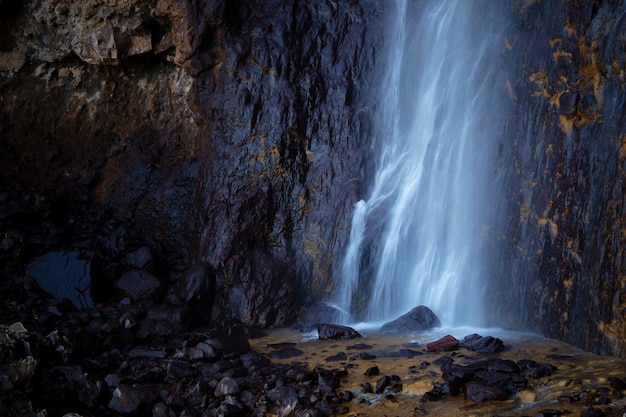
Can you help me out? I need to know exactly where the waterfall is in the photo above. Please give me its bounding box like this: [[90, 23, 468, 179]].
[[336, 0, 506, 326]]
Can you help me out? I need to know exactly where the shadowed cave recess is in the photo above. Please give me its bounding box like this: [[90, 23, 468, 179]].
[[1, 0, 625, 369]]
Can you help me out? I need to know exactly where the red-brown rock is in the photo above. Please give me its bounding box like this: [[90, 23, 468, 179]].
[[427, 335, 459, 351]]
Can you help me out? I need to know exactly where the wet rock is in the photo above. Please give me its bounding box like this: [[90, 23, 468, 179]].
[[364, 366, 379, 376], [579, 407, 605, 417], [316, 367, 342, 389], [464, 381, 509, 402], [135, 305, 191, 340], [212, 325, 251, 358], [534, 409, 564, 417], [115, 270, 163, 302], [25, 251, 94, 309], [427, 334, 458, 351], [124, 247, 153, 270], [267, 385, 298, 406], [317, 324, 362, 340], [325, 352, 347, 362], [376, 348, 423, 358], [346, 343, 373, 350], [488, 359, 521, 374], [108, 384, 158, 415], [215, 376, 240, 397], [380, 306, 440, 333], [174, 263, 216, 326], [359, 352, 377, 360], [269, 347, 304, 359], [608, 376, 626, 389], [300, 303, 344, 328], [375, 375, 402, 394], [458, 334, 504, 353], [517, 388, 537, 403]]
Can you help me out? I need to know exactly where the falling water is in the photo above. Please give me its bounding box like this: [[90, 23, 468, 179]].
[[336, 0, 506, 326]]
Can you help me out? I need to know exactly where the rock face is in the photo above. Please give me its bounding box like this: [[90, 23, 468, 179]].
[[488, 0, 626, 358], [0, 0, 387, 328], [2, 0, 626, 359]]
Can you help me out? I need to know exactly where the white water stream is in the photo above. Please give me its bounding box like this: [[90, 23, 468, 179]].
[[335, 0, 506, 326]]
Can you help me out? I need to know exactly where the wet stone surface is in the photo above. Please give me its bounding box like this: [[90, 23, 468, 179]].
[[1, 269, 626, 417]]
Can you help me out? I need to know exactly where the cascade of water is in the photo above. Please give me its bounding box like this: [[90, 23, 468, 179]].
[[336, 0, 506, 326]]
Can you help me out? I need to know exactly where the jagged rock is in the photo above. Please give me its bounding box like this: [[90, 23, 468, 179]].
[[108, 384, 158, 415], [124, 247, 153, 270], [173, 263, 216, 327], [317, 324, 362, 340], [380, 306, 440, 333], [364, 366, 379, 376], [464, 381, 509, 402], [115, 270, 163, 302], [427, 335, 459, 351], [136, 305, 191, 340], [269, 347, 304, 359], [215, 376, 240, 397], [458, 334, 504, 353]]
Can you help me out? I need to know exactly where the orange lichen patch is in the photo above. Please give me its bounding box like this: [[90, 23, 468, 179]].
[[564, 16, 578, 38], [563, 276, 574, 290], [551, 39, 573, 62], [578, 39, 605, 108], [529, 71, 550, 98], [559, 114, 575, 135], [538, 217, 558, 240]]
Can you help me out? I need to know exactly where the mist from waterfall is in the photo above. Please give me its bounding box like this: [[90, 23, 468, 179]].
[[335, 0, 506, 326]]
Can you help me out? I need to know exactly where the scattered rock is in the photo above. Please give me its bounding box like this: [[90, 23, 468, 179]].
[[533, 409, 563, 417], [427, 335, 459, 351], [317, 324, 362, 340], [380, 306, 441, 333], [115, 270, 163, 302], [464, 381, 509, 402], [269, 347, 304, 359], [215, 376, 240, 397], [458, 334, 504, 353]]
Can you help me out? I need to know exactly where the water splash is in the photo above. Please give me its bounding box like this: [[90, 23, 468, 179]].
[[336, 0, 506, 326]]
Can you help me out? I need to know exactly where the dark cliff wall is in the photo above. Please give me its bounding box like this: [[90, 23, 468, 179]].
[[2, 0, 625, 358], [0, 0, 386, 327], [491, 0, 626, 358]]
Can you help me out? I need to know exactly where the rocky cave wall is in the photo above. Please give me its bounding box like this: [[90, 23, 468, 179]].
[[491, 0, 626, 358], [2, 0, 626, 359], [0, 0, 386, 328]]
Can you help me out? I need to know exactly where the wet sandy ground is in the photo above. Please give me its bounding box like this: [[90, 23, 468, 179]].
[[250, 326, 626, 417]]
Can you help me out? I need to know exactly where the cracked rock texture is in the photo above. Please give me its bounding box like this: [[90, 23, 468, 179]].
[[1, 0, 626, 359], [0, 0, 386, 328]]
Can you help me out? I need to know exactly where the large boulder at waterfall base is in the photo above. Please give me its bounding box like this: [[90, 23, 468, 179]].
[[380, 306, 440, 333], [317, 324, 363, 340]]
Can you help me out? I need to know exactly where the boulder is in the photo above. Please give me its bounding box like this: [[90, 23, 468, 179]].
[[463, 381, 509, 402], [458, 334, 504, 353], [380, 306, 440, 333], [317, 324, 362, 340], [427, 335, 458, 351], [115, 270, 163, 302]]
